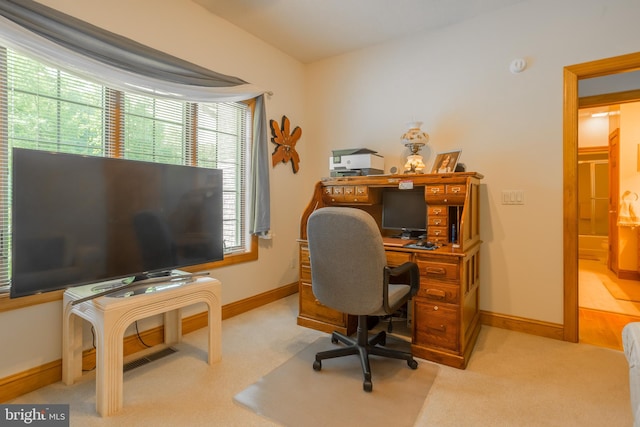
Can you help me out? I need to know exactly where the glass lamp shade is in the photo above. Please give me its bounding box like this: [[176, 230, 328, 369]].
[[401, 121, 429, 154], [404, 154, 426, 173]]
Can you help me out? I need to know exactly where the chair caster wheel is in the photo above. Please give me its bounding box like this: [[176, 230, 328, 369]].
[[363, 380, 373, 392], [313, 360, 322, 371], [331, 337, 338, 344], [408, 359, 418, 369]]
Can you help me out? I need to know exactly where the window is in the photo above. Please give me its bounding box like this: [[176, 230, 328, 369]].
[[0, 47, 251, 291]]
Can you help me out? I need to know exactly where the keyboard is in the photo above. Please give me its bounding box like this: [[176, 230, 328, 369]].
[[403, 242, 437, 250]]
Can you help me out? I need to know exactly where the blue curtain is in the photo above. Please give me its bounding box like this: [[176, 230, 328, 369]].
[[250, 95, 271, 235]]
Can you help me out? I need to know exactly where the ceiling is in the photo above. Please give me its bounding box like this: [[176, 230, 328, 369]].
[[193, 0, 526, 63]]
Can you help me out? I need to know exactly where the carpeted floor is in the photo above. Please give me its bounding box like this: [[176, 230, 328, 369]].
[[234, 335, 438, 427], [7, 294, 634, 426]]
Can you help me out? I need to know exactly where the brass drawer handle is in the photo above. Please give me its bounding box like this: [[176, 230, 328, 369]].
[[426, 288, 446, 300], [450, 186, 461, 193], [430, 187, 441, 193], [432, 208, 442, 214], [425, 267, 446, 275]]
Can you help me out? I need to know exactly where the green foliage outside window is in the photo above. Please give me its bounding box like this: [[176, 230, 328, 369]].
[[0, 48, 248, 289]]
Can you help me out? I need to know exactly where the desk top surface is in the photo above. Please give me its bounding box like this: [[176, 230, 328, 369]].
[[382, 236, 471, 256]]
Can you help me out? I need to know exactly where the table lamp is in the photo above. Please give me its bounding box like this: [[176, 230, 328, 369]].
[[401, 121, 429, 173]]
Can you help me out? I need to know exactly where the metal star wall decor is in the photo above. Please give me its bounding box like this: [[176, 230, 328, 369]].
[[270, 115, 301, 173]]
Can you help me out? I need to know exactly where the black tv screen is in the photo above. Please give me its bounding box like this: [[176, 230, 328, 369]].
[[382, 187, 427, 237], [10, 148, 224, 298]]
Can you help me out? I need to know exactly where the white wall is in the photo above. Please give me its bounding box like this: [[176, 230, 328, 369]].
[[305, 0, 640, 323], [579, 115, 610, 148]]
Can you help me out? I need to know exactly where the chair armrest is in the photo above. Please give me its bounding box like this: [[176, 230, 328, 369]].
[[387, 262, 420, 296]]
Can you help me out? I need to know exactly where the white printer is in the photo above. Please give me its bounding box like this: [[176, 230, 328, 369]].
[[329, 148, 384, 176]]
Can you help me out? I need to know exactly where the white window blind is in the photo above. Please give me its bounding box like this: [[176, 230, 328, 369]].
[[197, 103, 249, 250], [0, 47, 249, 292], [123, 93, 186, 164], [5, 49, 107, 156]]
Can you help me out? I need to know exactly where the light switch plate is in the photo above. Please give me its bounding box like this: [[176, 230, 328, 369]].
[[502, 190, 524, 205]]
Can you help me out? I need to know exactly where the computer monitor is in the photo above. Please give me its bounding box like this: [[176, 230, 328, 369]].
[[381, 188, 427, 239]]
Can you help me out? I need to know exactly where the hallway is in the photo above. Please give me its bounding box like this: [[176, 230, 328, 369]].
[[579, 258, 640, 350]]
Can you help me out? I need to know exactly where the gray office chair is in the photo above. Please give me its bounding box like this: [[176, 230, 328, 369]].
[[306, 207, 420, 392]]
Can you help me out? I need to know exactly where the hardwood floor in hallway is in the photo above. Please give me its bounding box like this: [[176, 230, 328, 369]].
[[579, 307, 640, 350], [579, 259, 640, 350]]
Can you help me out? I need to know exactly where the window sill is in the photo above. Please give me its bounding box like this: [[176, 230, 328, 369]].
[[0, 236, 258, 313], [0, 289, 65, 313]]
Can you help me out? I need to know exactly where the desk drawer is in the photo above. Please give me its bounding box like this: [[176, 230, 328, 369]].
[[414, 299, 459, 352], [426, 185, 445, 197], [446, 184, 466, 197], [416, 259, 459, 282], [349, 185, 371, 203], [322, 186, 344, 203], [299, 282, 344, 325], [322, 185, 373, 204], [386, 250, 412, 267], [428, 216, 448, 227], [428, 205, 447, 217], [417, 281, 459, 304], [426, 184, 466, 204], [427, 226, 448, 241]]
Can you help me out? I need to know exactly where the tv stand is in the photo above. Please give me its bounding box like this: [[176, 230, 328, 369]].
[[75, 271, 209, 305], [62, 275, 222, 416]]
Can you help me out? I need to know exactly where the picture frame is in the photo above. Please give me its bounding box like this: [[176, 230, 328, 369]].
[[430, 150, 461, 174]]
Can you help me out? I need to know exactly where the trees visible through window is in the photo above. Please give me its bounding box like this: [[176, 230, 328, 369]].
[[0, 47, 249, 291]]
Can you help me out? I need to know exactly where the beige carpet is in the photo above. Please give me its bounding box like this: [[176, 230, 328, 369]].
[[233, 336, 438, 427], [6, 295, 633, 426]]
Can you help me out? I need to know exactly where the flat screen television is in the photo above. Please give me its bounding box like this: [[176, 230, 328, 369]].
[[10, 148, 224, 298], [382, 187, 427, 239]]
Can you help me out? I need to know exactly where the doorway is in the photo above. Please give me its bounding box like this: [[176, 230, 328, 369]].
[[563, 52, 640, 344], [577, 105, 640, 349]]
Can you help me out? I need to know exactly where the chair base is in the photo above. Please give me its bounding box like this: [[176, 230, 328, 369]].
[[312, 315, 418, 392]]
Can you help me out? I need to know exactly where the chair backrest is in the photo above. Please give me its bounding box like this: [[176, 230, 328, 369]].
[[307, 207, 387, 315]]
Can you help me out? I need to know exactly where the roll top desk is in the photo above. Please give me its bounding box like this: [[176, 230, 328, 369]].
[[297, 172, 482, 369]]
